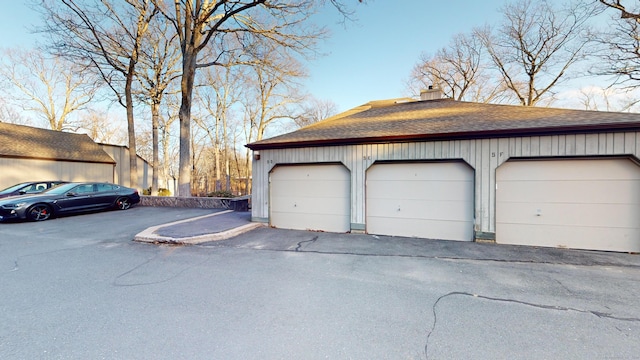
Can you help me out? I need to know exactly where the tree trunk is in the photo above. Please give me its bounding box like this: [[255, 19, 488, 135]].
[[160, 122, 172, 195], [223, 112, 231, 192], [214, 115, 221, 192], [244, 147, 251, 196], [125, 61, 138, 190], [177, 50, 196, 197], [151, 101, 160, 196]]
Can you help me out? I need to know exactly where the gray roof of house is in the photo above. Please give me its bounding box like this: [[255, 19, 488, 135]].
[[247, 98, 640, 150], [0, 122, 116, 164]]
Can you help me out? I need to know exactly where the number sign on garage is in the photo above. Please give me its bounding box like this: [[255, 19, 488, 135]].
[[269, 164, 351, 233], [496, 158, 640, 252], [366, 161, 475, 241]]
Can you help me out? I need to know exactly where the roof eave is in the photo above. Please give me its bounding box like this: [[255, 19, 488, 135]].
[[246, 122, 640, 151], [0, 154, 116, 164]]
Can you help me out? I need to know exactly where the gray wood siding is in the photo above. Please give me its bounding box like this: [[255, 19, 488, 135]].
[[0, 158, 114, 190], [100, 145, 153, 191], [251, 131, 640, 235]]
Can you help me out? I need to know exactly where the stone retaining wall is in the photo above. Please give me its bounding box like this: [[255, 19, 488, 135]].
[[140, 195, 250, 209]]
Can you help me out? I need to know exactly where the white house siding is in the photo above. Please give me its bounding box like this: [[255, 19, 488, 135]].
[[0, 157, 114, 190], [251, 131, 640, 239]]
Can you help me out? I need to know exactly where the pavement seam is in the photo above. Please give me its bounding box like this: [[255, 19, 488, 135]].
[[200, 244, 640, 269]]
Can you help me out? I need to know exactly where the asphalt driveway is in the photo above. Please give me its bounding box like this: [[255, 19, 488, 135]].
[[1, 206, 639, 359]]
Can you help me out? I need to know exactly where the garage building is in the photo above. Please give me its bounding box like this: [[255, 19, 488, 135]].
[[247, 90, 640, 253], [0, 122, 116, 189]]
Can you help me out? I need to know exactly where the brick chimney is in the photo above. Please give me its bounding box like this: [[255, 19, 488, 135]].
[[420, 86, 442, 101]]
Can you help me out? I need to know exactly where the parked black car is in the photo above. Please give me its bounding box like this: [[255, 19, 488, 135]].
[[0, 181, 68, 199], [0, 182, 140, 222]]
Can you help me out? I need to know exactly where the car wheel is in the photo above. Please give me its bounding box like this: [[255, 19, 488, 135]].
[[28, 204, 52, 221], [115, 197, 131, 210]]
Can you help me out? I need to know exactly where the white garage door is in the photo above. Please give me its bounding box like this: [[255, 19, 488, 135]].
[[496, 158, 640, 252], [270, 164, 350, 232], [366, 162, 474, 241]]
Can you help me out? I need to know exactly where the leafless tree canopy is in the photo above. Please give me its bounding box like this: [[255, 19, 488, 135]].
[[593, 1, 640, 89], [407, 0, 598, 107], [0, 48, 99, 131], [293, 97, 339, 128], [476, 0, 596, 106], [408, 32, 507, 103], [599, 0, 640, 20]]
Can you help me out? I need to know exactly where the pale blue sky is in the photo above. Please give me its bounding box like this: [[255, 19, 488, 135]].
[[309, 1, 505, 110]]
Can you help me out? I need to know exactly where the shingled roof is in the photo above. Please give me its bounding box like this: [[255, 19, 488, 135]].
[[0, 122, 115, 164], [247, 98, 640, 150]]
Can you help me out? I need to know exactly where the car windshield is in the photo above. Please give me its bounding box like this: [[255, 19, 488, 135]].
[[44, 183, 81, 195], [0, 183, 31, 194]]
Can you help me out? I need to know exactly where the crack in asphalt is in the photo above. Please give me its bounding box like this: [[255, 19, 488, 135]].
[[553, 278, 572, 293], [294, 236, 318, 252], [112, 252, 211, 287], [7, 247, 85, 273], [423, 291, 640, 359], [112, 255, 159, 287]]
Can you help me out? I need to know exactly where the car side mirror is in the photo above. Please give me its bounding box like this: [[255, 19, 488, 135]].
[[66, 192, 77, 197]]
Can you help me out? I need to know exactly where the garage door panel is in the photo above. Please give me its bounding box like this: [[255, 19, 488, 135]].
[[367, 217, 473, 241], [499, 223, 640, 253], [498, 202, 639, 228], [271, 164, 350, 233], [271, 165, 347, 181], [271, 180, 348, 198], [271, 212, 350, 232], [368, 180, 473, 201], [498, 159, 640, 181], [499, 180, 640, 204], [368, 162, 471, 181], [367, 162, 474, 241], [497, 158, 640, 252], [367, 198, 472, 221], [271, 196, 350, 216]]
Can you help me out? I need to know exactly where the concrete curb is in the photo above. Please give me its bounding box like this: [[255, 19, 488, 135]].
[[134, 210, 264, 245]]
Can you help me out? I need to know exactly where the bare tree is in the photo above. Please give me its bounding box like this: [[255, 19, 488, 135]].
[[160, 94, 181, 195], [238, 49, 307, 193], [194, 64, 245, 192], [292, 96, 338, 128], [153, 0, 358, 196], [40, 0, 158, 189], [408, 32, 505, 103], [593, 1, 640, 88], [0, 48, 98, 131], [578, 86, 640, 112], [77, 109, 127, 144], [0, 98, 27, 125], [476, 0, 596, 106], [244, 63, 306, 142], [137, 17, 181, 195]]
